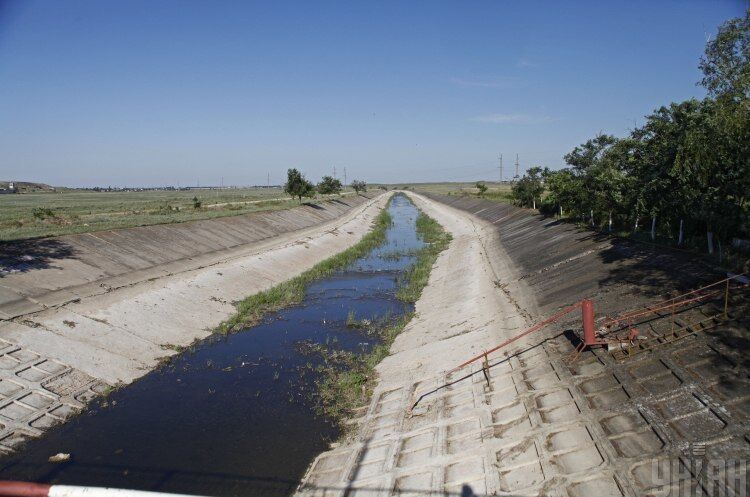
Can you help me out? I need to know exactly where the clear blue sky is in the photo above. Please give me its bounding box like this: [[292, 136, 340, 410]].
[[0, 0, 745, 187]]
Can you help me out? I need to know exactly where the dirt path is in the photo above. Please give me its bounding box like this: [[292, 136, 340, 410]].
[[0, 193, 388, 453]]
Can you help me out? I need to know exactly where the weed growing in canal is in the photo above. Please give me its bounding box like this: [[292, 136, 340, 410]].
[[345, 309, 371, 329], [311, 208, 451, 424], [216, 202, 394, 333], [396, 211, 452, 303], [299, 312, 414, 420]]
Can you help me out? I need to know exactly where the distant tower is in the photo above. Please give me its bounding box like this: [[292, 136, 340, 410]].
[[498, 154, 503, 182], [267, 172, 270, 188], [343, 167, 347, 187], [514, 154, 520, 180], [333, 166, 337, 179]]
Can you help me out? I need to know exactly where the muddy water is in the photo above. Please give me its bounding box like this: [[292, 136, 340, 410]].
[[0, 194, 423, 497]]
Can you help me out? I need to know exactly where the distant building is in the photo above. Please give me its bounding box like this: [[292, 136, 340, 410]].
[[0, 182, 17, 194]]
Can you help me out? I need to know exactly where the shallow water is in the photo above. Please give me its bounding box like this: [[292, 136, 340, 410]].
[[0, 194, 423, 497]]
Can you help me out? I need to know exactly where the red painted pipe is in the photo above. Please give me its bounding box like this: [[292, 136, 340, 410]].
[[0, 481, 51, 497], [581, 299, 597, 345]]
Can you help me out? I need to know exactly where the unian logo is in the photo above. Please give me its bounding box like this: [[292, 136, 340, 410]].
[[648, 447, 747, 496]]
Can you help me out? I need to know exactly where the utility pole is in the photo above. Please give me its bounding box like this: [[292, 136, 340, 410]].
[[498, 154, 503, 183], [343, 167, 347, 187], [333, 166, 337, 179], [267, 172, 270, 188], [514, 154, 520, 180]]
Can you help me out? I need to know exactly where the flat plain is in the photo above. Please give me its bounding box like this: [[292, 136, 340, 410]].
[[0, 187, 329, 241]]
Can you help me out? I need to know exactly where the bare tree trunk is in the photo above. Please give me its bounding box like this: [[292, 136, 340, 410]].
[[718, 239, 723, 263], [533, 198, 536, 210], [707, 230, 714, 254], [559, 205, 563, 217], [634, 217, 639, 231], [590, 210, 594, 227], [678, 219, 684, 246], [608, 211, 612, 232], [651, 216, 657, 241]]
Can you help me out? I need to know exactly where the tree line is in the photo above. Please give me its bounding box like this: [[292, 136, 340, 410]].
[[283, 168, 367, 202], [512, 11, 749, 257]]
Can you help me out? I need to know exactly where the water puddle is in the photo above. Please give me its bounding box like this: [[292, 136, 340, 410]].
[[0, 194, 423, 497]]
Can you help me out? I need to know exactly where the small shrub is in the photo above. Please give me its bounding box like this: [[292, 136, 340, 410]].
[[475, 182, 488, 197], [32, 207, 55, 220]]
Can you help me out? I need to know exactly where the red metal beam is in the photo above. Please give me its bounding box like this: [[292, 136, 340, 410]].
[[448, 301, 582, 374]]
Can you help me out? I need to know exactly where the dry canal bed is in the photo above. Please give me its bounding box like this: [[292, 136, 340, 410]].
[[0, 194, 425, 497]]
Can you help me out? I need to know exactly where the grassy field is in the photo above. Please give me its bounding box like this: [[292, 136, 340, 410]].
[[383, 181, 514, 203], [0, 187, 354, 241]]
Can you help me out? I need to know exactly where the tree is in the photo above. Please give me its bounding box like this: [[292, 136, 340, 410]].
[[317, 175, 342, 195], [700, 9, 750, 103], [697, 11, 750, 254], [192, 196, 202, 209], [562, 134, 619, 224], [284, 168, 315, 202], [511, 167, 545, 209], [542, 168, 582, 217], [351, 180, 367, 194], [475, 182, 488, 197]]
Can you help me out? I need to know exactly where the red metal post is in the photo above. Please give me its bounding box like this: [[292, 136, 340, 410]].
[[581, 299, 597, 345]]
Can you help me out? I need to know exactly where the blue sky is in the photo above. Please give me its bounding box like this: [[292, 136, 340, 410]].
[[0, 0, 745, 187]]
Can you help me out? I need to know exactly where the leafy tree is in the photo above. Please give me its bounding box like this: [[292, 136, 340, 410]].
[[475, 182, 488, 197], [192, 196, 202, 209], [317, 175, 343, 195], [284, 168, 315, 202], [351, 180, 367, 194], [562, 134, 619, 224], [541, 168, 581, 217], [700, 9, 750, 103], [511, 167, 545, 209]]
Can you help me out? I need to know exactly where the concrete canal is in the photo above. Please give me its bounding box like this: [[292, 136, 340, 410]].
[[0, 194, 425, 497]]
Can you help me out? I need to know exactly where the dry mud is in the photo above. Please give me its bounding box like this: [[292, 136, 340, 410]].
[[299, 193, 750, 497], [0, 194, 387, 453]]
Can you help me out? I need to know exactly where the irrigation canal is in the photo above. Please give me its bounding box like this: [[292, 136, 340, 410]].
[[0, 194, 424, 497]]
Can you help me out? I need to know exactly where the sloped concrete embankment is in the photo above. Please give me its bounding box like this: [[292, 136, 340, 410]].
[[0, 196, 373, 320], [299, 193, 749, 497], [0, 194, 387, 453]]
